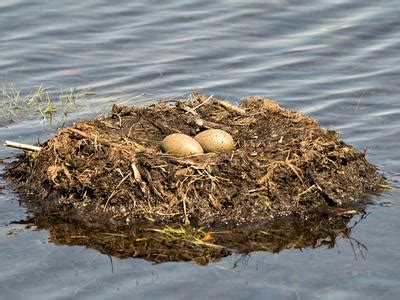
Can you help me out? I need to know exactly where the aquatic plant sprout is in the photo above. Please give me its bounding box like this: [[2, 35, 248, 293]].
[[0, 84, 86, 125]]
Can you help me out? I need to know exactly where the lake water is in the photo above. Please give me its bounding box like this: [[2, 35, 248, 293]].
[[1, 0, 400, 299]]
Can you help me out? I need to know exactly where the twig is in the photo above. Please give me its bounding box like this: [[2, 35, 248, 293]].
[[131, 163, 142, 181], [67, 128, 112, 146], [218, 100, 246, 115], [190, 117, 228, 130], [182, 192, 189, 224], [103, 172, 131, 211], [4, 140, 42, 152], [185, 94, 214, 115], [296, 184, 317, 198]]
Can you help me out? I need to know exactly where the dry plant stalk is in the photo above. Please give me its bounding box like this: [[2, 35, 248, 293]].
[[4, 140, 42, 152]]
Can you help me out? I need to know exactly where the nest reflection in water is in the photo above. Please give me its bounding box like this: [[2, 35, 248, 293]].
[[28, 209, 367, 265]]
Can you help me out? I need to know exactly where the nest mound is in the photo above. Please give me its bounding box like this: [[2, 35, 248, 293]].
[[7, 94, 385, 231]]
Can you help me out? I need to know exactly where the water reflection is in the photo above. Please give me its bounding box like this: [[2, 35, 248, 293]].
[[15, 209, 368, 265]]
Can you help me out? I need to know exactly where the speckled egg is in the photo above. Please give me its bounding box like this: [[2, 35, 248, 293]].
[[194, 129, 235, 153], [161, 133, 204, 156]]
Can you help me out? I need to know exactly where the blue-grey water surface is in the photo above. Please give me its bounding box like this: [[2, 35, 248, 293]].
[[1, 0, 400, 299]]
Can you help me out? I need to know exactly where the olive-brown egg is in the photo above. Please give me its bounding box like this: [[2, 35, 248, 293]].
[[161, 133, 204, 156], [194, 129, 235, 153]]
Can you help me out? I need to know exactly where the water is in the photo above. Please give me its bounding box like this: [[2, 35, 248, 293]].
[[1, 0, 400, 299]]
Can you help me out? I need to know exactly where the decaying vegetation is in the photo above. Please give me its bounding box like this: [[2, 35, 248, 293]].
[[5, 94, 387, 263]]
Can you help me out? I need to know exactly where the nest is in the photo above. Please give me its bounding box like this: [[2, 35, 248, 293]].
[[6, 94, 386, 233]]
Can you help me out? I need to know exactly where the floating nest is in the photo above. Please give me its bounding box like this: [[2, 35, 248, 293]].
[[5, 94, 387, 264]]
